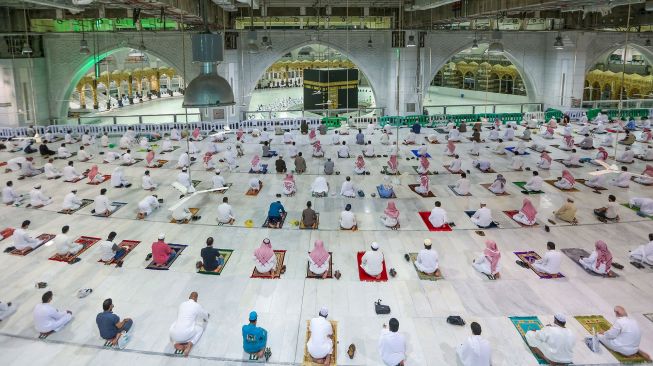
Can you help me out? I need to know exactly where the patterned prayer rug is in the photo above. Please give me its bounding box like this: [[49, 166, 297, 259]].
[[574, 315, 649, 363], [198, 249, 233, 275], [49, 236, 102, 263], [251, 250, 286, 279], [145, 244, 187, 270], [509, 316, 547, 364], [409, 253, 443, 281], [514, 251, 565, 279], [418, 212, 453, 232]]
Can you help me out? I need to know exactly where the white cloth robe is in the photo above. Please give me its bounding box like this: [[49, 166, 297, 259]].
[[630, 197, 653, 215], [137, 196, 159, 215], [33, 303, 73, 333], [360, 250, 383, 276], [630, 241, 653, 264], [524, 176, 544, 191], [308, 254, 330, 275], [311, 177, 329, 194], [428, 207, 448, 228], [13, 228, 41, 250], [339, 211, 356, 229], [532, 250, 562, 274], [142, 175, 157, 190], [254, 253, 277, 273], [216, 203, 234, 223], [62, 166, 82, 181], [598, 317, 642, 356], [471, 208, 493, 228], [378, 330, 406, 366], [44, 163, 60, 178], [453, 178, 470, 195], [525, 326, 575, 364], [54, 233, 82, 255], [29, 189, 52, 207], [93, 195, 115, 214], [2, 187, 21, 204], [579, 250, 608, 274], [415, 248, 438, 274], [473, 254, 500, 275], [169, 300, 209, 344], [457, 335, 492, 366], [62, 192, 82, 210], [340, 181, 356, 197], [307, 317, 333, 359]]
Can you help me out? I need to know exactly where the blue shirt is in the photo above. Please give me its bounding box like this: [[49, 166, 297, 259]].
[[242, 323, 268, 353], [268, 202, 285, 218], [356, 133, 365, 144], [626, 120, 636, 130], [378, 185, 394, 198], [412, 123, 421, 134], [96, 311, 120, 340]]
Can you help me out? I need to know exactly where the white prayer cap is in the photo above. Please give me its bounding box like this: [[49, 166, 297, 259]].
[[319, 307, 329, 317], [423, 239, 432, 246], [215, 169, 221, 174], [158, 233, 165, 240], [371, 242, 379, 250], [182, 168, 188, 172], [554, 313, 566, 323]]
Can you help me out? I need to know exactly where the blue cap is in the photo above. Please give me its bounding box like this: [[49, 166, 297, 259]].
[[249, 311, 257, 321]]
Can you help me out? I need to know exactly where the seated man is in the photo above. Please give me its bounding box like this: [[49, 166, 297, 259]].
[[503, 125, 515, 141], [307, 307, 335, 365], [176, 168, 195, 194], [492, 139, 506, 155], [169, 292, 209, 357], [585, 172, 608, 189], [267, 200, 286, 228], [340, 176, 356, 198], [111, 167, 131, 188], [599, 306, 651, 360], [594, 194, 620, 222], [452, 172, 471, 195], [379, 318, 407, 366], [176, 152, 191, 169], [44, 159, 62, 179], [488, 127, 501, 141], [619, 131, 635, 145], [525, 314, 575, 365], [510, 155, 524, 170], [57, 143, 72, 159], [414, 173, 429, 195], [248, 178, 262, 193], [614, 166, 631, 188], [242, 311, 271, 361], [311, 176, 329, 197], [473, 240, 501, 279], [323, 158, 335, 175], [630, 233, 653, 265], [520, 128, 532, 141], [512, 198, 538, 226], [616, 147, 635, 163], [97, 232, 126, 265], [579, 240, 613, 275], [301, 201, 318, 229], [283, 131, 293, 144], [629, 197, 653, 216], [360, 242, 383, 279], [121, 150, 136, 165], [151, 233, 176, 267], [137, 195, 160, 219], [448, 155, 462, 173], [20, 157, 41, 177], [488, 174, 506, 194], [216, 197, 235, 225], [339, 204, 357, 230], [196, 237, 225, 272], [577, 134, 594, 150], [355, 129, 365, 145], [29, 185, 53, 208], [414, 239, 440, 276], [96, 298, 133, 348], [142, 170, 157, 191], [2, 181, 23, 205], [590, 147, 609, 166], [312, 141, 325, 157], [275, 156, 287, 173], [33, 291, 73, 336], [444, 140, 456, 156], [337, 141, 350, 158], [308, 240, 330, 277], [634, 164, 653, 185], [294, 152, 307, 174], [447, 126, 461, 142], [12, 220, 41, 252], [403, 131, 416, 145], [254, 238, 278, 276], [103, 151, 121, 164], [353, 155, 367, 175], [211, 170, 225, 190], [363, 141, 375, 158], [39, 143, 55, 157], [78, 146, 92, 162], [531, 242, 562, 274], [471, 203, 494, 228], [386, 155, 399, 175], [54, 225, 82, 256], [331, 130, 340, 145], [636, 146, 653, 161], [428, 201, 448, 228], [472, 159, 492, 172], [554, 198, 578, 224], [553, 170, 576, 190], [468, 141, 480, 156], [381, 201, 400, 228], [61, 189, 83, 213], [457, 322, 492, 366], [524, 171, 544, 192], [282, 173, 296, 196]]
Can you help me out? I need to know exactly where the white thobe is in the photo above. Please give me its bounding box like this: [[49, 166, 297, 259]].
[[579, 251, 608, 274], [78, 150, 91, 161], [119, 136, 131, 149], [122, 153, 135, 164], [454, 178, 470, 195], [13, 228, 40, 250], [307, 317, 333, 359], [337, 145, 350, 158], [586, 174, 607, 188], [471, 208, 493, 228], [57, 147, 71, 158], [524, 176, 544, 191], [525, 325, 575, 364], [311, 178, 329, 194], [94, 195, 115, 214], [448, 129, 461, 141], [598, 317, 642, 356], [511, 156, 524, 170], [449, 159, 462, 172], [428, 207, 448, 228], [457, 335, 492, 366], [473, 254, 500, 276], [488, 130, 499, 140], [111, 171, 129, 187], [30, 189, 52, 207], [340, 181, 356, 197], [172, 206, 192, 222], [137, 195, 159, 215], [2, 187, 21, 204], [488, 180, 504, 194], [169, 300, 209, 344], [630, 241, 653, 264], [62, 192, 82, 210], [103, 152, 120, 163], [170, 129, 181, 141], [503, 128, 515, 140], [62, 166, 82, 181], [7, 157, 26, 171], [54, 234, 82, 255], [340, 211, 356, 229], [216, 203, 234, 223], [100, 135, 109, 147], [614, 172, 631, 188], [380, 134, 390, 145], [254, 254, 277, 273], [415, 248, 438, 274], [493, 143, 506, 154], [378, 330, 406, 366], [360, 250, 383, 276], [177, 153, 190, 168], [142, 175, 157, 190], [554, 178, 574, 190], [44, 163, 60, 178], [532, 250, 562, 274], [177, 172, 192, 189], [161, 139, 173, 151], [248, 178, 260, 190], [617, 150, 634, 163], [364, 145, 375, 157], [33, 303, 72, 333], [212, 175, 225, 189], [537, 158, 551, 170]]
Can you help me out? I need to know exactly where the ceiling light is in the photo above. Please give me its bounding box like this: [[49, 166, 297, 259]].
[[247, 30, 259, 54], [471, 39, 478, 49], [21, 42, 33, 55], [407, 35, 416, 47], [79, 39, 90, 55], [554, 34, 564, 50], [487, 41, 503, 54]]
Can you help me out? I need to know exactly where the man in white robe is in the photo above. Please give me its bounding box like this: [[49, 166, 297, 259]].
[[337, 141, 350, 158], [524, 171, 544, 192], [61, 189, 82, 212], [78, 146, 92, 162], [448, 155, 462, 172], [448, 127, 461, 142], [57, 144, 72, 159], [306, 307, 334, 365], [177, 168, 195, 194], [93, 189, 115, 216], [339, 204, 357, 230], [54, 225, 83, 256], [471, 204, 493, 228], [212, 170, 226, 189], [363, 142, 375, 158], [598, 306, 651, 359], [169, 292, 209, 357], [414, 239, 440, 276], [33, 291, 73, 335], [360, 242, 384, 279], [614, 167, 631, 188], [378, 318, 406, 366], [62, 161, 84, 182], [457, 322, 492, 366], [428, 201, 448, 228], [452, 173, 471, 195], [531, 242, 562, 274], [216, 197, 235, 225], [142, 170, 157, 191], [13, 220, 41, 250], [29, 185, 53, 208], [137, 195, 160, 218], [44, 159, 61, 179], [176, 152, 191, 169], [629, 197, 653, 216], [630, 233, 653, 265], [525, 314, 575, 365], [121, 150, 136, 165], [617, 147, 635, 163], [340, 176, 356, 198], [2, 181, 23, 205]]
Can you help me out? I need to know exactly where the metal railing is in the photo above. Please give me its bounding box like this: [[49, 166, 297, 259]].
[[241, 107, 385, 121], [69, 113, 203, 126], [422, 102, 543, 115], [580, 99, 653, 110]]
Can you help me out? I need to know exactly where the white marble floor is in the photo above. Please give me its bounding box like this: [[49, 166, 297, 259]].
[[0, 124, 652, 366]]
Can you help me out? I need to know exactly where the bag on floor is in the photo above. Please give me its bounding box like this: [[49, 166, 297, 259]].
[[446, 315, 465, 326], [374, 299, 390, 315]]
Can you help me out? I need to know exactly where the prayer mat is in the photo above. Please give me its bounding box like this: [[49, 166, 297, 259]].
[[574, 315, 650, 363], [514, 251, 565, 279], [424, 136, 439, 144], [246, 181, 263, 196], [408, 253, 443, 281], [411, 166, 437, 175], [449, 185, 472, 196], [121, 159, 143, 167], [410, 150, 432, 158], [644, 314, 653, 323], [55, 152, 77, 159], [145, 244, 187, 270], [169, 208, 200, 224], [250, 250, 286, 279], [147, 160, 169, 168], [512, 181, 544, 194], [635, 156, 653, 162], [380, 166, 400, 175], [505, 147, 530, 155], [99, 239, 141, 265], [442, 165, 463, 174], [9, 233, 55, 256], [93, 201, 126, 217], [197, 249, 233, 275], [408, 184, 435, 198], [58, 199, 93, 214], [553, 159, 583, 168], [621, 203, 653, 219], [528, 147, 551, 153], [418, 212, 453, 232], [576, 179, 607, 191], [300, 213, 320, 229], [356, 251, 388, 282], [262, 212, 287, 228], [464, 211, 499, 228], [474, 166, 496, 173], [212, 183, 233, 194], [158, 146, 180, 155], [0, 227, 15, 241], [561, 248, 619, 277], [192, 180, 201, 188], [509, 316, 547, 365], [306, 252, 333, 279], [303, 320, 338, 366], [480, 183, 509, 196], [87, 174, 111, 185], [249, 164, 269, 174], [48, 236, 101, 263], [64, 173, 88, 183], [434, 128, 448, 134], [376, 185, 397, 198], [544, 179, 580, 192], [503, 210, 539, 227]]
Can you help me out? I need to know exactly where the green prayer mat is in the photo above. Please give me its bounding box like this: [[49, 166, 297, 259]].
[[198, 249, 233, 275], [509, 316, 547, 364], [621, 203, 653, 219], [408, 253, 443, 281], [513, 181, 544, 194], [575, 315, 649, 364]]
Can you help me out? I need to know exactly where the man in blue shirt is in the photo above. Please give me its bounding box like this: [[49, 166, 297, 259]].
[[267, 200, 286, 228], [96, 298, 133, 347], [242, 311, 271, 361]]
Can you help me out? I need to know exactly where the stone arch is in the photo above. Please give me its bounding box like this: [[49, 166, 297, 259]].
[[424, 41, 537, 102], [58, 44, 183, 119], [585, 42, 653, 73]]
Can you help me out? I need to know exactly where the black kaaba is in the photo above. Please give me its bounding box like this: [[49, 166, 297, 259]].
[[303, 69, 358, 110]]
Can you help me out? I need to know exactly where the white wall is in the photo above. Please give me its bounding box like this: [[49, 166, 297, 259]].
[[0, 58, 49, 127]]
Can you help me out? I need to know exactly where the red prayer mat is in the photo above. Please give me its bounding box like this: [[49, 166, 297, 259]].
[[418, 212, 453, 232], [48, 236, 101, 263], [357, 251, 388, 282]]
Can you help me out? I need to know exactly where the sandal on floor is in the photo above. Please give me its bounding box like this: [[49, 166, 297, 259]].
[[389, 268, 397, 277], [404, 254, 410, 262], [264, 347, 272, 361], [280, 265, 286, 274], [475, 230, 485, 236], [334, 270, 341, 280], [347, 344, 356, 359]]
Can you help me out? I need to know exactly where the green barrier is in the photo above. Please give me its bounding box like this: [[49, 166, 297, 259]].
[[586, 108, 649, 121], [544, 108, 563, 121], [321, 117, 346, 129]]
